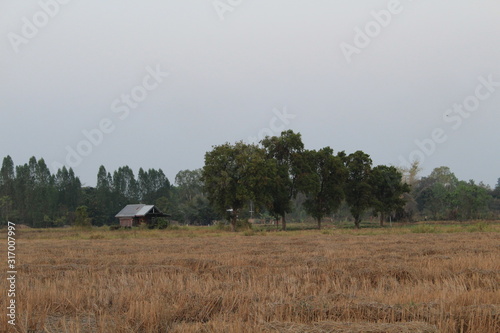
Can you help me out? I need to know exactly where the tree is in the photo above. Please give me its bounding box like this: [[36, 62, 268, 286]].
[[55, 167, 82, 212], [395, 161, 422, 221], [370, 165, 410, 226], [202, 142, 276, 231], [14, 163, 31, 224], [34, 158, 57, 227], [449, 180, 491, 220], [414, 166, 459, 220], [175, 169, 203, 202], [492, 178, 500, 199], [0, 196, 13, 223], [173, 169, 218, 225], [113, 166, 139, 203], [94, 165, 116, 225], [74, 205, 92, 229], [138, 168, 170, 203], [261, 130, 304, 230], [344, 151, 373, 229], [302, 148, 347, 229], [0, 156, 15, 199]]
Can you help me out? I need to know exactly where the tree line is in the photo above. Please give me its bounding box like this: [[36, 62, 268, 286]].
[[202, 130, 411, 230], [0, 157, 218, 227], [201, 131, 499, 230], [1, 130, 499, 228]]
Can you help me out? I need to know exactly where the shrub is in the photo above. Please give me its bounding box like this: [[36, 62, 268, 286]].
[[235, 219, 253, 231]]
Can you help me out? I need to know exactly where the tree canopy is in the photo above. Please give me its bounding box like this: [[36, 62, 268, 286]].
[[202, 142, 276, 231], [0, 138, 498, 229]]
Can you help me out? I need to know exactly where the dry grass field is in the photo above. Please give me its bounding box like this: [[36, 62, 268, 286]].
[[1, 224, 499, 332]]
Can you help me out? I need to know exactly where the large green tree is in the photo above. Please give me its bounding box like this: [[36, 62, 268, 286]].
[[172, 169, 218, 225], [414, 167, 458, 220], [0, 196, 13, 223], [0, 156, 16, 223], [113, 166, 139, 204], [93, 165, 116, 225], [0, 156, 15, 198], [370, 165, 410, 226], [138, 168, 170, 203], [175, 169, 203, 202], [302, 148, 347, 229], [31, 158, 57, 227], [344, 151, 373, 229], [202, 142, 276, 231], [261, 130, 304, 230], [55, 167, 82, 211]]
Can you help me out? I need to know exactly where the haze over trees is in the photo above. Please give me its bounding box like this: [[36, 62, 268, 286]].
[[0, 131, 499, 228]]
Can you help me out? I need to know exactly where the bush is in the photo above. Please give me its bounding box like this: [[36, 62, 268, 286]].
[[157, 218, 170, 230], [235, 219, 253, 231], [147, 218, 170, 229], [74, 206, 92, 229]]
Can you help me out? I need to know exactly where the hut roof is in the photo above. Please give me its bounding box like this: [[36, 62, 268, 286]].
[[115, 204, 168, 218]]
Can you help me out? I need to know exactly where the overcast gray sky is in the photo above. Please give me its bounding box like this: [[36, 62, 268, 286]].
[[1, 0, 499, 187]]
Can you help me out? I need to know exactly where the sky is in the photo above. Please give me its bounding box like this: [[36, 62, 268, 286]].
[[1, 0, 499, 188]]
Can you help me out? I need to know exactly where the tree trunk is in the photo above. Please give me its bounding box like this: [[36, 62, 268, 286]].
[[379, 213, 385, 227], [317, 217, 322, 230], [354, 216, 360, 229], [282, 214, 287, 231], [230, 213, 237, 232]]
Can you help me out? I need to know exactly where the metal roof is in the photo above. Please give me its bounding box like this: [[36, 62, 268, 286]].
[[115, 204, 157, 218]]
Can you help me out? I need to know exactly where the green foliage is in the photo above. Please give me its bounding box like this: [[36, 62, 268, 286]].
[[454, 181, 491, 219], [344, 151, 373, 228], [148, 217, 169, 229], [172, 169, 219, 225], [0, 195, 13, 222], [370, 165, 410, 226], [138, 167, 170, 203], [74, 205, 92, 229], [235, 219, 253, 231], [302, 148, 347, 229], [113, 166, 139, 203], [415, 168, 491, 220], [202, 142, 277, 231], [175, 169, 203, 201], [261, 130, 305, 230], [0, 139, 498, 230], [492, 178, 500, 199]]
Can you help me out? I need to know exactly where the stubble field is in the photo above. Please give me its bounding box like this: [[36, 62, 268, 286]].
[[1, 226, 499, 332]]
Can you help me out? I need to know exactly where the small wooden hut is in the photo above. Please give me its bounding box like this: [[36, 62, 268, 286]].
[[115, 204, 169, 227]]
